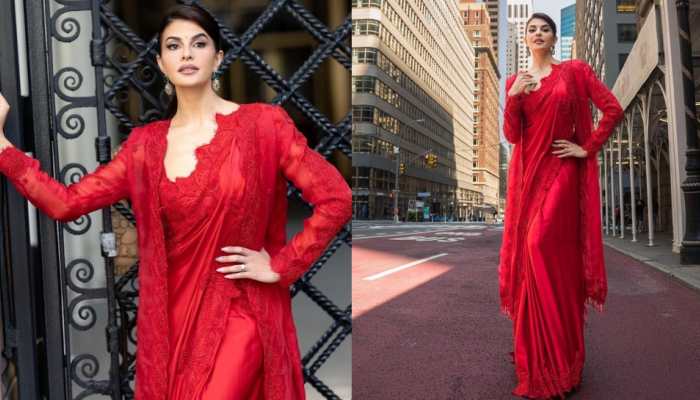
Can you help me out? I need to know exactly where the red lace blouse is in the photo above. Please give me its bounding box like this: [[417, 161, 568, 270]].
[[0, 103, 352, 399]]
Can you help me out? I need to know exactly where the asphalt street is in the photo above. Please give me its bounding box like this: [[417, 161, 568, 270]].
[[352, 222, 700, 399]]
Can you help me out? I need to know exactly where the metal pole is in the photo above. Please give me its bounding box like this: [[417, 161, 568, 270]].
[[676, 0, 700, 263], [618, 127, 625, 238], [599, 149, 604, 229], [628, 118, 638, 242], [0, 1, 41, 397], [643, 98, 655, 246], [655, 147, 662, 230], [603, 142, 609, 234], [610, 142, 617, 236], [90, 0, 122, 396], [24, 0, 69, 397], [393, 145, 399, 223]]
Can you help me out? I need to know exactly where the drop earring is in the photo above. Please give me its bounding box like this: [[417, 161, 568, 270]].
[[212, 73, 221, 92], [164, 77, 173, 96]]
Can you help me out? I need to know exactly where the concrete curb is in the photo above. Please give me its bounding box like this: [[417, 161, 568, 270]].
[[604, 241, 700, 293]]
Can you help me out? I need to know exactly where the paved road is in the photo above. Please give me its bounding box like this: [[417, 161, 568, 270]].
[[352, 222, 700, 399]]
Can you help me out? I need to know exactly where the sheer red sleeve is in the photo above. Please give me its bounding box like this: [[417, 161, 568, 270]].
[[577, 61, 624, 156], [0, 128, 142, 222], [268, 106, 352, 287], [504, 74, 525, 144]]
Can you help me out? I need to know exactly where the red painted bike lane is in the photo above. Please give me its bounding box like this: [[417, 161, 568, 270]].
[[352, 226, 700, 399]]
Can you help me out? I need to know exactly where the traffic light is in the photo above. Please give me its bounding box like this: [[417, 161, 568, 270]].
[[424, 153, 438, 168], [400, 162, 406, 174]]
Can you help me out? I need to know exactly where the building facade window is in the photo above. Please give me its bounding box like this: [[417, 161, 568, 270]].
[[352, 105, 374, 122], [617, 23, 637, 43], [618, 53, 629, 71], [351, 47, 452, 124], [616, 0, 635, 13], [352, 76, 376, 93], [351, 0, 382, 8], [352, 19, 380, 36], [353, 47, 378, 64]]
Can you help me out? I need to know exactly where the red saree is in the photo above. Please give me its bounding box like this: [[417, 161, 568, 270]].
[[0, 103, 352, 399], [499, 60, 623, 398]]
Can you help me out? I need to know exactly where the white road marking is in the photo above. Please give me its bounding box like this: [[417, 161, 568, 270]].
[[435, 232, 483, 236], [363, 253, 449, 281], [390, 236, 465, 243], [353, 228, 462, 240]]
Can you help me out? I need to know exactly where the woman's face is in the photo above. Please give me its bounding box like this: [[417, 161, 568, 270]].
[[525, 18, 556, 56], [156, 19, 223, 90]]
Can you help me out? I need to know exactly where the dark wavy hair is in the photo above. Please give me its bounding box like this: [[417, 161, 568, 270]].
[[526, 12, 558, 38], [157, 4, 223, 119]]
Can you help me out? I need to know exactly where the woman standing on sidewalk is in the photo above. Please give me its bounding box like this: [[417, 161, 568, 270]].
[[0, 4, 351, 399], [499, 13, 623, 398]]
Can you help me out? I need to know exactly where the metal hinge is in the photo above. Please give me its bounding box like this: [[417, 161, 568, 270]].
[[90, 38, 105, 67], [100, 232, 117, 258], [95, 136, 112, 163]]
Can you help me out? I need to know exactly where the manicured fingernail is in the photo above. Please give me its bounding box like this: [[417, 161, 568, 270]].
[[215, 256, 224, 262], [216, 268, 224, 272]]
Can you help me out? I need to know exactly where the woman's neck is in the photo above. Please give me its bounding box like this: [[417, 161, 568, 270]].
[[529, 53, 556, 72], [172, 84, 221, 126]]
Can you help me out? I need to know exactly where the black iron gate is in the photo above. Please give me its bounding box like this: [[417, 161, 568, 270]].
[[0, 0, 351, 398]]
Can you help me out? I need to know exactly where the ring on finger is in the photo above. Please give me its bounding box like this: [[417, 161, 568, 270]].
[[239, 264, 247, 272]]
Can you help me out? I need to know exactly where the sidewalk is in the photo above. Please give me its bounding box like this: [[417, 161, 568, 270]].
[[603, 230, 700, 292]]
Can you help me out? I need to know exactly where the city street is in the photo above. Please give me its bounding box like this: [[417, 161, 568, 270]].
[[353, 222, 700, 399]]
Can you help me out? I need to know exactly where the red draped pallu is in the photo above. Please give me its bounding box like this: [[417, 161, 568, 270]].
[[499, 60, 623, 398], [0, 103, 352, 399]]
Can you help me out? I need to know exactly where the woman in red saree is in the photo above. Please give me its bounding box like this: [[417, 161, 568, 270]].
[[0, 4, 351, 400], [499, 13, 623, 398]]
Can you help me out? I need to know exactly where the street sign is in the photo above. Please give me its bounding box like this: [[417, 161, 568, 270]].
[[417, 192, 431, 197], [415, 200, 424, 208], [423, 206, 430, 219]]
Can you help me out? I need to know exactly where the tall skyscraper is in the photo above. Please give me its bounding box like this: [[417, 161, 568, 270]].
[[352, 0, 480, 220], [483, 0, 500, 63], [506, 0, 534, 73], [506, 21, 519, 76], [459, 0, 501, 216], [576, 0, 636, 87], [560, 4, 576, 60]]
